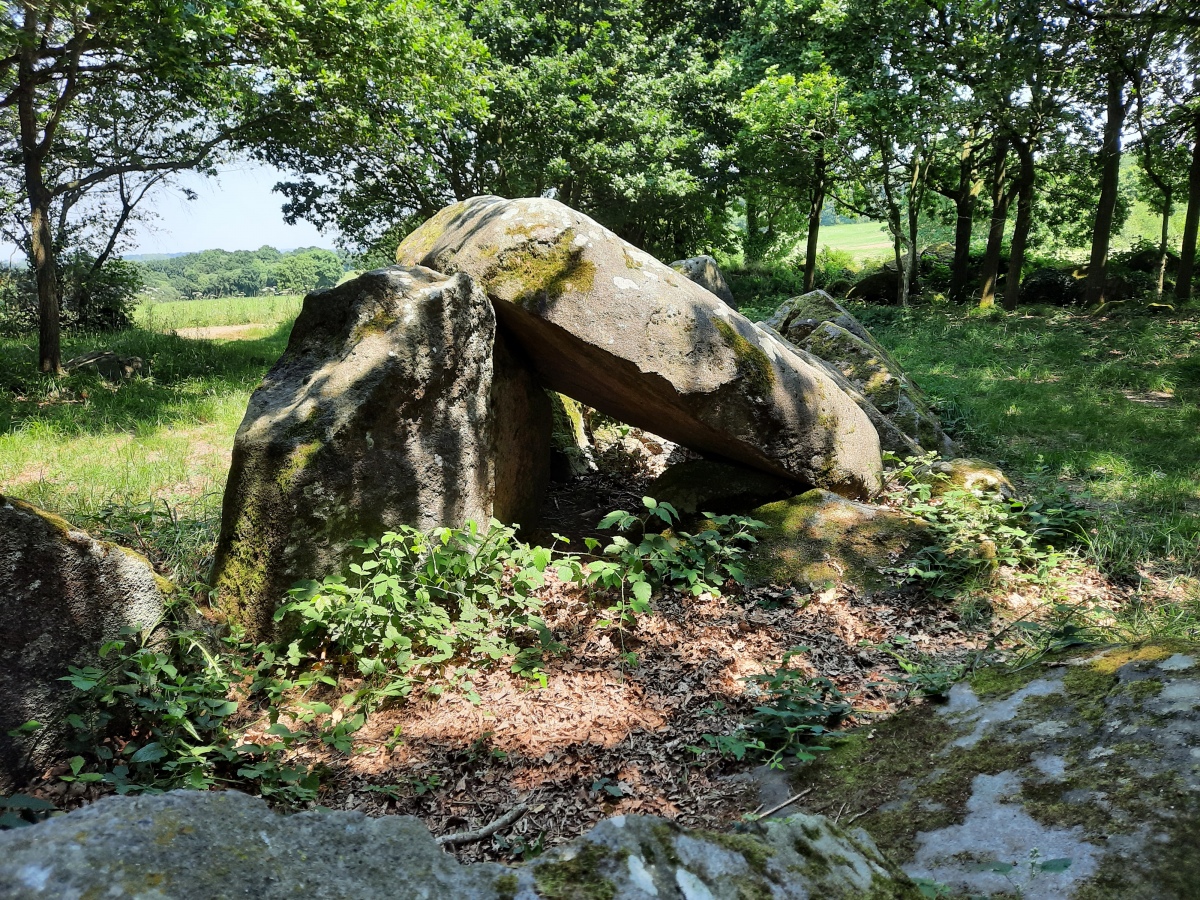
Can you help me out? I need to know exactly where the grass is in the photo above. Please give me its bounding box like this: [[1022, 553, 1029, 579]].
[[816, 221, 896, 261], [136, 295, 304, 332], [845, 302, 1200, 581], [0, 301, 296, 582]]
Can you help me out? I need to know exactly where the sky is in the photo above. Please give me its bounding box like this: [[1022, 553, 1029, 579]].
[[126, 163, 334, 255], [2, 161, 334, 263]]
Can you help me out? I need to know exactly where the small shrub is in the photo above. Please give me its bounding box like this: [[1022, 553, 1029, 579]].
[[278, 520, 565, 705], [62, 624, 317, 800], [693, 647, 850, 768], [585, 498, 763, 620], [884, 452, 1089, 596]]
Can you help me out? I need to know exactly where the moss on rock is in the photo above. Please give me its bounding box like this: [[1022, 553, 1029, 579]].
[[746, 489, 930, 591], [790, 642, 1200, 898]]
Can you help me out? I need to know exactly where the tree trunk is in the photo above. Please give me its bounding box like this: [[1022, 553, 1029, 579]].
[[1003, 139, 1035, 311], [1084, 68, 1128, 308], [1157, 187, 1171, 301], [15, 3, 61, 372], [1176, 118, 1200, 306], [803, 169, 825, 293], [950, 141, 980, 304], [745, 194, 761, 263], [902, 153, 924, 308], [979, 137, 1010, 309]]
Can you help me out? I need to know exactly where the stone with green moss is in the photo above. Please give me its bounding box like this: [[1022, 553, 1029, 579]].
[[548, 391, 597, 479], [397, 196, 883, 500], [790, 642, 1200, 898], [0, 791, 922, 898], [746, 489, 931, 591], [211, 266, 551, 642], [797, 322, 954, 456], [0, 494, 170, 788]]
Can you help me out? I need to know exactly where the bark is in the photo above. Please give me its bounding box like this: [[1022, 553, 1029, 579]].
[[979, 137, 1010, 309], [950, 140, 981, 304], [745, 194, 761, 263], [1156, 188, 1171, 300], [16, 5, 61, 373], [1003, 138, 1036, 310], [902, 151, 925, 308], [1176, 119, 1200, 306], [1083, 68, 1129, 308], [802, 154, 826, 293]]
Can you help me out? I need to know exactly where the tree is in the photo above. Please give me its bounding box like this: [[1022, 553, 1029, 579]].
[[1, 0, 483, 372], [738, 67, 849, 290], [275, 0, 740, 262]]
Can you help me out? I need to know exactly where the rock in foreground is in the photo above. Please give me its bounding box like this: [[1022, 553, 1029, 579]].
[[0, 496, 169, 788], [397, 196, 882, 499], [796, 642, 1200, 899], [0, 790, 921, 899], [211, 266, 550, 641]]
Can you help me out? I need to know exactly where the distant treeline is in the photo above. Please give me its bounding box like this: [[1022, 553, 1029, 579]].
[[137, 246, 345, 301]]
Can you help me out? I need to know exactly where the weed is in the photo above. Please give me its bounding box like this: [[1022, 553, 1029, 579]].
[[0, 793, 57, 829], [277, 520, 566, 707], [883, 451, 1088, 597], [692, 647, 850, 769]]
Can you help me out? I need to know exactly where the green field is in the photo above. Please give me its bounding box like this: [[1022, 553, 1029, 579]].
[[137, 294, 304, 333], [0, 298, 297, 582], [816, 221, 896, 261]]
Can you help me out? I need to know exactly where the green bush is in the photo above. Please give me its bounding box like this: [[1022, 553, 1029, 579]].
[[278, 521, 564, 704], [884, 452, 1089, 595]]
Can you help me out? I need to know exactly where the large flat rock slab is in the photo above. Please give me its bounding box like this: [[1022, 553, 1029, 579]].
[[397, 196, 882, 499]]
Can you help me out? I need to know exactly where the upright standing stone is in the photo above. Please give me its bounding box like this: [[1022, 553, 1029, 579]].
[[211, 266, 550, 641]]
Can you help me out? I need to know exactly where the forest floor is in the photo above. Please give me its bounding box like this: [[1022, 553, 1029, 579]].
[[1, 294, 1197, 859]]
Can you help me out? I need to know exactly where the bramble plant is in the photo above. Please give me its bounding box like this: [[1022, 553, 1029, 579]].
[[693, 647, 851, 769], [61, 624, 318, 801], [585, 497, 764, 627], [277, 520, 566, 706], [58, 505, 768, 799], [883, 452, 1089, 596]]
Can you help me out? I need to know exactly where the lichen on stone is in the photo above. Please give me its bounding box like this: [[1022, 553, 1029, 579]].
[[713, 317, 775, 394], [484, 228, 597, 311]]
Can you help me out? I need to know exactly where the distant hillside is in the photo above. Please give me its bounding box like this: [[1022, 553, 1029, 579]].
[[123, 252, 192, 262], [135, 245, 345, 301]]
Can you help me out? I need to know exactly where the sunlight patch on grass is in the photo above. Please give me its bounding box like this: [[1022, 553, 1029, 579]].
[[852, 305, 1200, 578], [137, 295, 304, 332]]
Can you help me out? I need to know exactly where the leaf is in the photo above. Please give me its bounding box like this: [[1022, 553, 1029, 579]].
[[0, 794, 56, 812], [129, 742, 167, 764], [631, 580, 652, 604], [1036, 858, 1072, 873]]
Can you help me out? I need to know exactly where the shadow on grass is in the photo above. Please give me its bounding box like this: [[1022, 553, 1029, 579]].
[[0, 321, 294, 438]]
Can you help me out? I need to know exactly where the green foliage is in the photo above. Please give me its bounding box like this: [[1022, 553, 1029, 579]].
[[693, 647, 850, 769], [857, 305, 1200, 579], [137, 247, 343, 300], [585, 498, 763, 623], [62, 624, 318, 801], [0, 793, 57, 830], [277, 521, 564, 705], [884, 452, 1088, 596]]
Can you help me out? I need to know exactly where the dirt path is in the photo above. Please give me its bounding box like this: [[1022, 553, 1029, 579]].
[[173, 324, 270, 340]]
